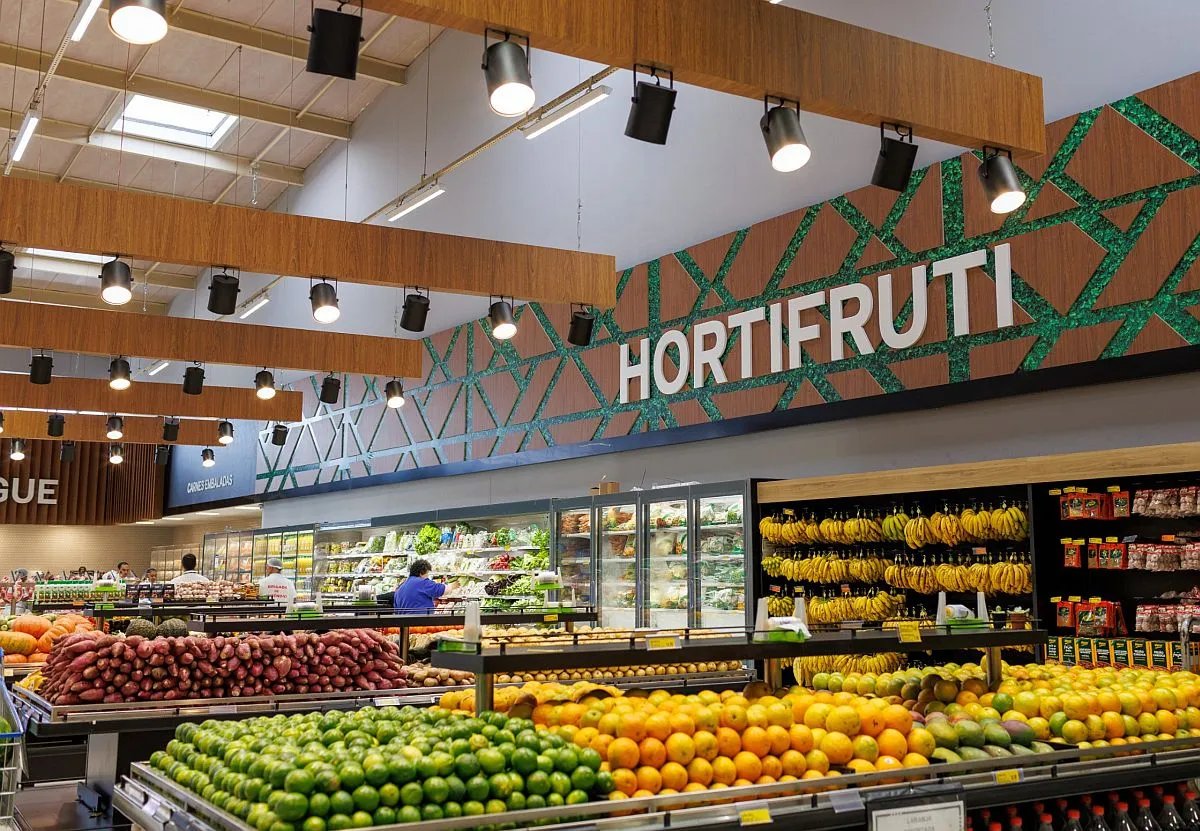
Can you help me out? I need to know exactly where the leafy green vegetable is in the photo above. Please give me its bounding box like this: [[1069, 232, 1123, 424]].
[[414, 524, 442, 555], [530, 528, 550, 550]]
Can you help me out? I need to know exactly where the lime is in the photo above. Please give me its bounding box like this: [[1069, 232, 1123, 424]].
[[449, 738, 472, 757], [468, 733, 490, 752], [321, 730, 343, 747], [352, 785, 380, 813], [313, 769, 340, 794], [494, 729, 516, 746], [255, 810, 278, 831], [349, 810, 373, 828], [463, 800, 485, 817], [481, 725, 499, 741], [284, 769, 315, 795], [431, 751, 455, 777], [399, 782, 424, 807], [421, 804, 444, 821], [547, 792, 564, 808], [510, 747, 537, 776], [516, 731, 541, 752], [378, 783, 400, 807], [301, 818, 326, 831], [488, 773, 513, 800], [454, 753, 480, 779], [594, 771, 614, 795], [387, 757, 415, 785], [373, 806, 396, 826], [570, 766, 596, 793], [477, 748, 505, 776], [276, 793, 309, 822], [363, 761, 389, 788], [444, 775, 466, 803], [566, 789, 589, 806], [337, 763, 365, 791], [308, 793, 331, 818], [466, 775, 491, 802], [525, 771, 550, 796], [398, 805, 421, 823], [506, 772, 524, 794], [549, 771, 571, 796], [422, 777, 449, 805], [485, 799, 508, 814], [416, 756, 438, 779], [506, 792, 526, 812], [554, 748, 579, 774], [496, 743, 516, 763], [577, 748, 602, 772], [535, 754, 554, 775], [329, 791, 355, 816], [269, 821, 295, 831], [544, 734, 565, 750]]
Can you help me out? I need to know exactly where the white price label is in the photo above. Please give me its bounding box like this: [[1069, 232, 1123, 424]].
[[208, 705, 237, 715], [871, 801, 964, 831], [374, 696, 402, 707]]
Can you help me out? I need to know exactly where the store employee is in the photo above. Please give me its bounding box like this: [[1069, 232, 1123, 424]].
[[169, 553, 211, 586], [393, 559, 446, 612], [258, 558, 297, 604]]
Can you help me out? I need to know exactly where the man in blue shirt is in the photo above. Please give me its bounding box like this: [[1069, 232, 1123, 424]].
[[393, 559, 447, 612]]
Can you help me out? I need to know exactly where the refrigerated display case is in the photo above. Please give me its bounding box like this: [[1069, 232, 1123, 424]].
[[593, 495, 638, 629], [148, 544, 197, 582], [644, 495, 689, 629], [551, 497, 593, 607], [694, 487, 749, 628], [201, 525, 314, 585]]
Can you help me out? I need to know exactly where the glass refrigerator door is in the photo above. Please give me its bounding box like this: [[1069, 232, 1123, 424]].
[[252, 534, 269, 581], [596, 502, 637, 629], [645, 497, 690, 629], [555, 506, 593, 607], [297, 530, 315, 594], [209, 534, 228, 581], [695, 494, 747, 629]]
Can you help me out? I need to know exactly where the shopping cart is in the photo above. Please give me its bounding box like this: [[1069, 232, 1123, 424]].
[[0, 649, 27, 827]]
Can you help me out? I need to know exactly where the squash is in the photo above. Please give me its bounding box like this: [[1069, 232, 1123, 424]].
[[0, 631, 38, 656], [27, 652, 49, 663], [10, 615, 51, 638], [36, 625, 67, 653]]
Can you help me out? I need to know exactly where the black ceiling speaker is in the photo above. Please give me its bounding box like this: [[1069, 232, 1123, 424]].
[[872, 123, 919, 192], [154, 445, 170, 466], [319, 374, 341, 405], [0, 246, 14, 295], [568, 307, 595, 347], [306, 2, 364, 81], [183, 365, 205, 396], [271, 423, 289, 447], [625, 66, 676, 145], [207, 268, 240, 316], [400, 291, 430, 333], [29, 353, 52, 385], [47, 414, 65, 437], [60, 441, 75, 463]]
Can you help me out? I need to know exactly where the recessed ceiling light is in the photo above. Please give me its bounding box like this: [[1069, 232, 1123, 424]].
[[135, 520, 155, 525], [26, 248, 109, 264], [196, 511, 222, 516], [234, 505, 261, 511], [160, 516, 184, 521]]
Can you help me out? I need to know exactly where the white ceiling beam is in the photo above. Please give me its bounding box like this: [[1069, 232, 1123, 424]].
[[0, 286, 169, 315], [0, 42, 351, 140]]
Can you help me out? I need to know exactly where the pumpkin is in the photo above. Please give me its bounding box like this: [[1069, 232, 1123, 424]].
[[0, 631, 38, 656], [11, 615, 51, 638], [36, 625, 67, 653], [27, 652, 49, 663]]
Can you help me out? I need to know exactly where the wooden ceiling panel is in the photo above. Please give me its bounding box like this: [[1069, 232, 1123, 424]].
[[0, 410, 228, 446]]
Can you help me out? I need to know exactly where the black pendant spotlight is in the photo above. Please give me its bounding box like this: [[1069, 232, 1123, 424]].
[[9, 439, 25, 462], [385, 379, 405, 409], [99, 257, 133, 306], [201, 447, 216, 468], [60, 441, 75, 464], [310, 279, 341, 324], [47, 414, 65, 438], [162, 418, 180, 443], [109, 356, 132, 390], [400, 289, 430, 333], [978, 146, 1027, 214], [760, 97, 811, 173], [0, 244, 14, 295], [306, 0, 364, 80], [108, 443, 124, 465], [255, 369, 276, 400], [109, 0, 167, 45], [183, 364, 205, 396], [106, 415, 124, 441], [154, 445, 170, 466], [319, 373, 341, 405], [482, 29, 535, 117], [872, 123, 919, 192], [29, 352, 52, 385], [217, 420, 235, 445], [207, 267, 240, 316], [567, 305, 596, 347], [625, 65, 676, 145], [271, 423, 289, 447], [488, 298, 517, 340]]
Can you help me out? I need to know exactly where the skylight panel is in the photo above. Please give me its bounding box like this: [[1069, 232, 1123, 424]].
[[110, 94, 238, 150]]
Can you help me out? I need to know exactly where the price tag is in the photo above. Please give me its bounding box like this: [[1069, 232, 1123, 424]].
[[1089, 596, 1102, 603], [1073, 539, 1085, 545], [1068, 595, 1081, 602], [1060, 538, 1074, 544], [1049, 489, 1063, 496], [1105, 537, 1119, 543], [374, 696, 401, 707], [1107, 485, 1122, 493], [972, 547, 987, 556], [840, 584, 851, 595], [646, 635, 680, 651], [994, 769, 1023, 785], [543, 614, 559, 622], [769, 585, 781, 594], [1049, 596, 1062, 603], [871, 800, 964, 831], [1123, 535, 1139, 543], [1088, 538, 1103, 544], [897, 621, 922, 643], [782, 509, 795, 517], [829, 789, 865, 813], [1163, 535, 1177, 542], [740, 806, 773, 826]]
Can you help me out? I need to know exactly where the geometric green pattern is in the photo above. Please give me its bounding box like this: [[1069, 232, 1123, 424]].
[[257, 84, 1200, 494]]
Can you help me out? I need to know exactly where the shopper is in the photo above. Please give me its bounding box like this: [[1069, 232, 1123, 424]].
[[142, 568, 157, 584], [103, 561, 134, 582], [11, 569, 32, 615], [258, 558, 297, 604], [169, 553, 211, 586], [393, 559, 446, 612]]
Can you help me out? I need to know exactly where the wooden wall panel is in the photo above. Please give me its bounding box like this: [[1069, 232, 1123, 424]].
[[0, 177, 617, 308], [0, 524, 174, 576], [0, 375, 301, 422], [0, 302, 422, 378]]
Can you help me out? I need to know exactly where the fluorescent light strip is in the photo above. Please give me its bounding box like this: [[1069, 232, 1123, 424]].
[[521, 85, 612, 140], [147, 360, 170, 376], [233, 505, 261, 511], [196, 511, 222, 516], [69, 0, 103, 41], [12, 109, 39, 163], [238, 294, 270, 320], [387, 183, 445, 222], [160, 516, 184, 521], [135, 520, 156, 525]]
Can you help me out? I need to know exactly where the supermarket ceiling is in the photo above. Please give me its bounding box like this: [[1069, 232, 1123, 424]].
[[0, 0, 1196, 392]]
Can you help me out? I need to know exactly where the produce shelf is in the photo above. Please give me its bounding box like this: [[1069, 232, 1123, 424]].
[[185, 606, 598, 635]]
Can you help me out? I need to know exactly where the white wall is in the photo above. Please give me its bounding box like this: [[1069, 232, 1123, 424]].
[[262, 372, 1200, 526]]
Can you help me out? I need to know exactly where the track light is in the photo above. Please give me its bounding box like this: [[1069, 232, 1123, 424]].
[[400, 290, 430, 332], [319, 374, 341, 405], [201, 447, 216, 468], [206, 268, 240, 316], [310, 280, 340, 324], [568, 306, 595, 347], [979, 147, 1026, 214], [106, 415, 124, 441], [183, 365, 205, 396], [162, 418, 180, 442], [271, 423, 289, 447], [11, 106, 39, 164], [109, 356, 132, 390], [872, 123, 919, 192], [99, 258, 133, 306], [109, 443, 124, 465], [521, 85, 611, 140], [387, 182, 445, 222], [109, 0, 168, 45], [9, 439, 25, 462], [154, 445, 169, 466], [489, 299, 517, 340], [69, 0, 103, 41], [306, 2, 363, 80], [47, 414, 65, 438], [483, 31, 535, 117], [255, 369, 276, 400], [217, 420, 235, 445], [625, 66, 676, 145], [385, 380, 405, 409], [0, 245, 13, 295], [60, 441, 75, 464], [761, 98, 811, 173], [30, 352, 52, 385]]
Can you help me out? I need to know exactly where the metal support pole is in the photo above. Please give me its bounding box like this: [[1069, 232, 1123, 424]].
[[985, 645, 1003, 689], [475, 672, 495, 715]]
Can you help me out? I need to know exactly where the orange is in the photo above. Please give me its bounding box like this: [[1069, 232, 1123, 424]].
[[665, 733, 696, 765], [711, 756, 737, 785], [580, 708, 603, 728], [638, 737, 667, 768], [746, 705, 769, 729], [618, 712, 648, 742], [851, 734, 879, 762], [556, 724, 579, 744], [765, 702, 794, 728], [693, 707, 718, 733], [788, 724, 815, 753], [742, 726, 770, 758], [902, 752, 929, 768], [721, 705, 748, 732], [611, 767, 637, 796], [846, 759, 876, 775], [826, 706, 861, 737], [761, 754, 783, 779], [804, 703, 832, 730], [607, 736, 640, 769], [574, 726, 599, 748], [683, 781, 708, 794], [810, 728, 828, 748], [858, 707, 885, 738], [779, 749, 807, 777], [632, 789, 655, 799], [597, 712, 621, 736], [532, 703, 554, 725], [733, 779, 754, 789], [733, 751, 763, 781], [802, 769, 826, 782], [876, 728, 909, 760], [791, 694, 815, 724], [715, 727, 742, 757], [765, 724, 791, 756], [820, 732, 854, 766], [1101, 711, 1125, 739], [1156, 709, 1179, 734], [686, 757, 714, 786], [875, 755, 905, 783], [803, 748, 830, 775], [882, 704, 913, 734], [645, 712, 671, 742], [635, 766, 663, 794], [669, 712, 696, 736], [906, 726, 936, 758], [559, 702, 585, 725], [660, 761, 688, 791], [692, 730, 718, 761]]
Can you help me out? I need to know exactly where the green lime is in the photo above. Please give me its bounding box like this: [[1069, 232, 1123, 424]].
[[363, 762, 389, 788], [430, 751, 455, 777], [449, 738, 472, 757], [444, 775, 466, 803], [485, 799, 508, 815], [377, 783, 400, 807], [525, 771, 550, 796], [496, 743, 516, 763], [269, 821, 295, 831], [337, 763, 364, 791], [387, 757, 415, 784], [416, 756, 438, 779], [506, 772, 524, 794], [488, 773, 512, 800], [494, 729, 516, 746], [421, 804, 443, 821], [275, 793, 309, 822], [546, 792, 564, 808], [443, 801, 462, 818], [422, 777, 449, 805], [516, 731, 541, 752], [526, 794, 546, 810], [373, 806, 396, 826], [301, 818, 326, 831], [352, 785, 380, 813], [466, 775, 491, 802], [544, 734, 565, 750], [566, 789, 589, 806], [321, 730, 343, 747], [570, 766, 596, 792], [397, 805, 421, 824], [454, 753, 480, 779], [329, 791, 355, 816], [284, 769, 315, 795], [314, 769, 341, 794], [506, 792, 526, 812], [468, 733, 490, 751], [255, 810, 278, 831], [594, 771, 614, 795], [510, 747, 537, 776], [549, 771, 571, 796], [308, 793, 331, 818], [577, 748, 602, 771], [399, 782, 424, 806], [554, 748, 578, 774], [463, 801, 485, 817], [477, 748, 505, 776], [535, 754, 554, 774], [349, 810, 373, 828], [481, 725, 499, 741]]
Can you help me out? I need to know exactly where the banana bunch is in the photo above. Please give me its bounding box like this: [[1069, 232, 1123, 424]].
[[885, 556, 1032, 594], [806, 590, 905, 623], [817, 515, 848, 544], [842, 514, 884, 543], [760, 516, 812, 546], [929, 510, 966, 546], [990, 503, 1029, 541], [904, 511, 936, 549], [934, 561, 972, 591], [792, 652, 902, 686], [988, 558, 1032, 594], [16, 669, 43, 691], [885, 561, 938, 594], [881, 508, 910, 542], [846, 556, 890, 583], [763, 553, 893, 584], [959, 506, 992, 541], [766, 595, 795, 616]]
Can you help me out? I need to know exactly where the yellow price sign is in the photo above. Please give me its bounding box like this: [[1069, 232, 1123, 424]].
[[740, 807, 772, 826], [1106, 537, 1119, 543], [1049, 596, 1062, 603], [1088, 537, 1103, 544], [1068, 595, 1082, 602], [995, 769, 1022, 785], [1107, 485, 1122, 492], [542, 614, 559, 622], [897, 621, 922, 643], [1048, 488, 1063, 495], [645, 635, 680, 651]]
